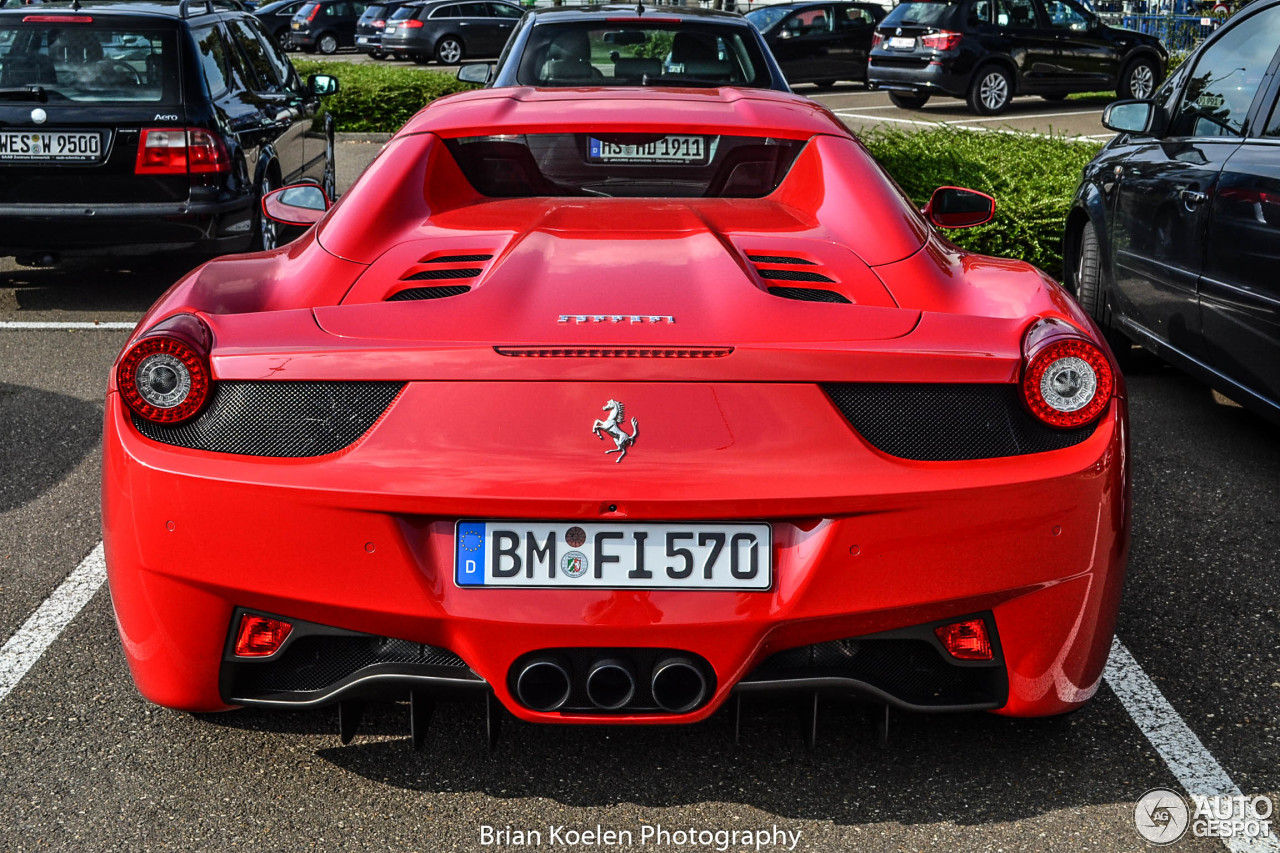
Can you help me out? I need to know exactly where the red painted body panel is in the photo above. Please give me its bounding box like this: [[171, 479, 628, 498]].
[[103, 86, 1131, 723]]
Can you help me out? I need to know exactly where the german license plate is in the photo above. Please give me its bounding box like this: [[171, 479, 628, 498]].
[[357, 35, 369, 43], [385, 25, 396, 32], [888, 36, 916, 49], [0, 131, 101, 162], [455, 521, 772, 590], [587, 135, 707, 164]]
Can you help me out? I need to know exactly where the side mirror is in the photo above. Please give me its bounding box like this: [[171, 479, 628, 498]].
[[1102, 99, 1154, 134], [262, 184, 331, 227], [308, 73, 339, 96], [457, 63, 491, 84], [923, 186, 996, 228]]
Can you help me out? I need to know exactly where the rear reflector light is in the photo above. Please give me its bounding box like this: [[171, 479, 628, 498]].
[[117, 314, 212, 424], [1022, 337, 1114, 429], [921, 30, 962, 50], [234, 614, 293, 657], [373, 19, 385, 26], [307, 5, 320, 20], [400, 19, 424, 27], [135, 127, 229, 175], [24, 14, 92, 22], [871, 32, 884, 48], [495, 347, 733, 358], [935, 618, 993, 661]]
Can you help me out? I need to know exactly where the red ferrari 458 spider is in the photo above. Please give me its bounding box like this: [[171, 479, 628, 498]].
[[103, 81, 1129, 745]]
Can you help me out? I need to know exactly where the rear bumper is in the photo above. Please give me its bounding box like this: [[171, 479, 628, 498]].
[[103, 382, 1130, 722], [868, 57, 968, 98], [0, 197, 255, 257]]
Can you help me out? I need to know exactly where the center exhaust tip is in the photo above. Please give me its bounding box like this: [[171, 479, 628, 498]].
[[514, 657, 571, 712], [585, 658, 637, 710], [650, 656, 708, 714]]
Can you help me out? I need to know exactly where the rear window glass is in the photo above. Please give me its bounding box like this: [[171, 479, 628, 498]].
[[443, 134, 807, 198], [390, 5, 417, 19], [0, 23, 178, 103], [518, 22, 769, 88], [882, 1, 964, 27], [360, 4, 389, 20]]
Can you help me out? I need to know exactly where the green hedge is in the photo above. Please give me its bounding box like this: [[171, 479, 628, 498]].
[[861, 127, 1102, 278], [293, 59, 479, 133]]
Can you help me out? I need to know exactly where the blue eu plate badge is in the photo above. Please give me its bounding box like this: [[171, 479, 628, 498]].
[[455, 522, 486, 586]]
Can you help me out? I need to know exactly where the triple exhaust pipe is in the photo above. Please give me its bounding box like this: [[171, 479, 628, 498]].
[[513, 653, 709, 714]]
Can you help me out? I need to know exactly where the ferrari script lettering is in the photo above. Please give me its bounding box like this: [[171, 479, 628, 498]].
[[558, 314, 675, 324]]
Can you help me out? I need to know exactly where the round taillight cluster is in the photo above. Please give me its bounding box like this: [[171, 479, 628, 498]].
[[1022, 338, 1114, 429], [117, 334, 211, 424]]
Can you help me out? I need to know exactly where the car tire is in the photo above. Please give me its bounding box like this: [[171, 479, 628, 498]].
[[1118, 57, 1158, 100], [968, 65, 1013, 115], [317, 32, 339, 55], [1073, 219, 1131, 366], [253, 170, 280, 253], [435, 36, 463, 64], [275, 27, 293, 51], [888, 92, 930, 110]]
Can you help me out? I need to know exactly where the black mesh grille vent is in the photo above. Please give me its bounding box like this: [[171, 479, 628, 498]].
[[747, 254, 814, 265], [823, 383, 1098, 460], [749, 638, 1002, 707], [236, 635, 469, 695], [133, 381, 403, 458], [403, 267, 484, 281], [425, 254, 492, 264], [388, 285, 471, 301], [768, 286, 851, 303], [757, 268, 836, 283]]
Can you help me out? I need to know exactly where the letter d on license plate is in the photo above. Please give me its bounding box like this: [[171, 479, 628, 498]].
[[454, 521, 772, 590]]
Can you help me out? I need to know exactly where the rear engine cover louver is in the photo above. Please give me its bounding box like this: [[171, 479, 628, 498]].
[[748, 254, 847, 301]]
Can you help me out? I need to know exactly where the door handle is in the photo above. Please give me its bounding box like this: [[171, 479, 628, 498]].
[[1180, 189, 1209, 207]]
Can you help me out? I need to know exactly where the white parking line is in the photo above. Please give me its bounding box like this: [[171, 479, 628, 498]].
[[0, 542, 107, 704], [1104, 638, 1280, 853], [0, 321, 137, 330]]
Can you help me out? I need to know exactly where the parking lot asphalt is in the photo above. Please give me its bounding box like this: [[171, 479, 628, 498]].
[[0, 123, 1274, 853]]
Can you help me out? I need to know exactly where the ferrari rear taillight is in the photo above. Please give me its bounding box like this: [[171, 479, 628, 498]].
[[920, 30, 962, 51], [116, 313, 212, 425], [234, 614, 293, 657], [1021, 334, 1114, 429], [135, 128, 229, 175], [935, 618, 993, 661]]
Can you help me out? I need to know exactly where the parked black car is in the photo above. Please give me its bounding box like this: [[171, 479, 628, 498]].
[[291, 0, 367, 54], [868, 0, 1166, 114], [354, 0, 410, 58], [460, 4, 789, 90], [1065, 0, 1280, 426], [745, 1, 886, 88], [0, 0, 339, 261], [253, 0, 309, 49], [380, 0, 521, 65]]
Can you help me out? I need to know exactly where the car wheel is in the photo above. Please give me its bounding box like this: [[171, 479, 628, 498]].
[[1073, 220, 1131, 366], [317, 32, 339, 55], [1119, 57, 1158, 101], [275, 28, 293, 51], [254, 171, 279, 253], [435, 36, 463, 64], [968, 65, 1012, 115], [888, 92, 930, 110]]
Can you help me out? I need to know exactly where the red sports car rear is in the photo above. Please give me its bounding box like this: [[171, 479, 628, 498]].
[[102, 86, 1128, 740]]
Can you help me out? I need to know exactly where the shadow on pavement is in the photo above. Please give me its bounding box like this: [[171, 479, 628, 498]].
[[1, 257, 197, 315], [0, 382, 102, 513]]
